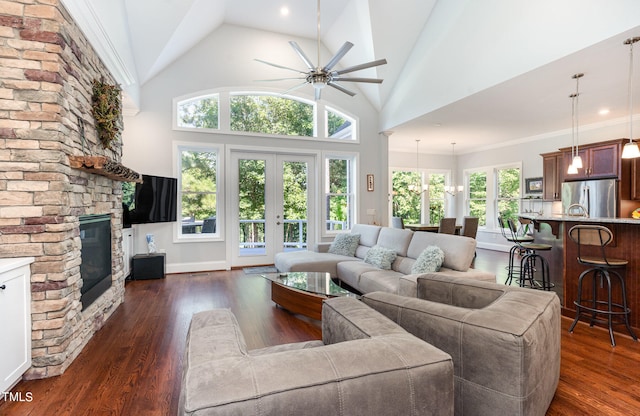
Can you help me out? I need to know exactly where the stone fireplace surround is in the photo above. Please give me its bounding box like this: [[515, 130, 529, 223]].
[[0, 1, 128, 379]]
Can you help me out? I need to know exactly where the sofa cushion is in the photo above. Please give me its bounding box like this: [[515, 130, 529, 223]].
[[406, 231, 475, 272], [376, 227, 414, 257], [275, 250, 358, 277], [336, 260, 382, 289], [364, 245, 397, 270], [358, 270, 405, 294], [411, 246, 445, 274], [328, 233, 360, 256]]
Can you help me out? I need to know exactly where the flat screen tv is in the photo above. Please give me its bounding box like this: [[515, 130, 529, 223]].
[[123, 174, 177, 226]]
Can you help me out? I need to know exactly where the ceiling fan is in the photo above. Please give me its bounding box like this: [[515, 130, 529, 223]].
[[255, 0, 387, 100]]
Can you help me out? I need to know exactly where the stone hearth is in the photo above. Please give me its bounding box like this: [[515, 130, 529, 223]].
[[0, 1, 127, 378]]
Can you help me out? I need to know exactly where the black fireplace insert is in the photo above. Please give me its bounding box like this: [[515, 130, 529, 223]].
[[79, 214, 112, 310]]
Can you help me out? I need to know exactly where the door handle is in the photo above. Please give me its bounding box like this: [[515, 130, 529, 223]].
[[0, 284, 6, 290]]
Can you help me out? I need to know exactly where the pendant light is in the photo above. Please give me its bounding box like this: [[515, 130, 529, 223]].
[[622, 36, 640, 159], [567, 73, 584, 174], [408, 139, 426, 194], [445, 142, 463, 196]]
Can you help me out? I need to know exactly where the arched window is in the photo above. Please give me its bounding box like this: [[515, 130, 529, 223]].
[[174, 89, 358, 142]]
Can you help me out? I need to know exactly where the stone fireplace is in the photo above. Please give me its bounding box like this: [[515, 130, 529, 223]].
[[0, 1, 130, 378]]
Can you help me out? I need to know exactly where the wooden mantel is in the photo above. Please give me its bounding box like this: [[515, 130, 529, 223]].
[[68, 156, 142, 183]]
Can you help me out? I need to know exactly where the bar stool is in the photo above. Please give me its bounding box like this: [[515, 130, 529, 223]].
[[507, 218, 553, 290], [567, 225, 638, 346], [498, 216, 532, 284]]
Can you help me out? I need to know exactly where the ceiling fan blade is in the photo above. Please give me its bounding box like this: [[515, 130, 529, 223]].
[[322, 41, 354, 72], [331, 77, 383, 84], [281, 81, 310, 95], [289, 41, 315, 71], [255, 77, 306, 82], [327, 81, 356, 97], [254, 59, 306, 74], [333, 58, 388, 75]]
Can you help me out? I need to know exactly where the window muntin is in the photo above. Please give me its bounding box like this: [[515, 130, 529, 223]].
[[230, 94, 314, 137], [177, 95, 219, 129], [468, 171, 487, 226], [178, 147, 219, 238], [326, 107, 355, 140], [325, 155, 356, 232]]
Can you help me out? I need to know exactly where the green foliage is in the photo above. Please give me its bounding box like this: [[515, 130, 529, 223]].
[[178, 97, 219, 129], [497, 167, 521, 222], [181, 151, 217, 221], [230, 95, 313, 136], [392, 171, 446, 225], [468, 172, 487, 226], [327, 110, 349, 137]]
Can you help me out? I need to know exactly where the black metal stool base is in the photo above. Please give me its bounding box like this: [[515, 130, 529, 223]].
[[519, 252, 553, 291], [568, 268, 638, 346]]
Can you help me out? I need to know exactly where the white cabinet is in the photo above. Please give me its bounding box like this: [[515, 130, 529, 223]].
[[123, 228, 134, 278], [0, 257, 34, 393]]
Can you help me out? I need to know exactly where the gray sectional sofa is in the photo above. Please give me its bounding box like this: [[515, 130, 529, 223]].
[[362, 274, 561, 416], [274, 224, 495, 296], [179, 297, 455, 416]]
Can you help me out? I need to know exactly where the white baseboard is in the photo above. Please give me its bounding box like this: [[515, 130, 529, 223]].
[[166, 260, 229, 274]]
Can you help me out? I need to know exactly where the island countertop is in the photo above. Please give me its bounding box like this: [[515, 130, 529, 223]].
[[517, 214, 640, 337]]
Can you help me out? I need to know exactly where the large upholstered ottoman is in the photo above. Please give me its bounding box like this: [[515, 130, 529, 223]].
[[363, 274, 560, 416], [179, 297, 454, 415]]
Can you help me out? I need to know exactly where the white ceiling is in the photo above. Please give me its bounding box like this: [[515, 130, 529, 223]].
[[62, 0, 640, 154]]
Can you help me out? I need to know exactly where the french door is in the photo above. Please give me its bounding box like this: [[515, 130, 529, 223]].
[[230, 151, 315, 267]]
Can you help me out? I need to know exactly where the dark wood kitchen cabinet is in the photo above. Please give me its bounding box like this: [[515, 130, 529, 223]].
[[561, 140, 621, 181], [541, 151, 563, 200]]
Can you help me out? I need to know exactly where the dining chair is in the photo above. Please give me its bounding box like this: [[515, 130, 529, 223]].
[[391, 216, 405, 229], [438, 217, 456, 234], [461, 216, 479, 239]]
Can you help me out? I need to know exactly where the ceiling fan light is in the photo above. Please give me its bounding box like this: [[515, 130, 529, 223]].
[[621, 141, 640, 158], [572, 155, 583, 169]]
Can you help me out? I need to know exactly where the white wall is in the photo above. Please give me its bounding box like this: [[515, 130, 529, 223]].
[[122, 24, 385, 273]]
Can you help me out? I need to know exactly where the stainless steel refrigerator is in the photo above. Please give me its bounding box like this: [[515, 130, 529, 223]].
[[561, 178, 617, 218]]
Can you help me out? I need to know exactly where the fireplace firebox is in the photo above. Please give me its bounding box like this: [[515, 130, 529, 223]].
[[79, 214, 112, 310]]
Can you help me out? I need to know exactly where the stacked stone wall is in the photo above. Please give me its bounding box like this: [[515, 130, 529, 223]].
[[0, 0, 126, 378]]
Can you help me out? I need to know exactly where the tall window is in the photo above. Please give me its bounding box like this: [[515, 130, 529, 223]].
[[496, 167, 521, 221], [325, 155, 356, 232], [391, 170, 446, 224], [178, 146, 219, 238], [468, 171, 487, 226]]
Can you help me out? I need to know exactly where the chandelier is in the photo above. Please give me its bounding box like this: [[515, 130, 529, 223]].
[[622, 36, 640, 159], [567, 73, 584, 174], [444, 142, 463, 196]]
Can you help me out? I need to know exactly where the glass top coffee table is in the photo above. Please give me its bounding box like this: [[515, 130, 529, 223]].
[[261, 271, 359, 320]]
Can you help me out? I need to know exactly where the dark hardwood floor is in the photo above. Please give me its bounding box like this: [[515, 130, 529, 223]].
[[1, 249, 639, 415]]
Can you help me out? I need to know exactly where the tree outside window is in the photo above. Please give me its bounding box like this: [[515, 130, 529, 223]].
[[177, 95, 219, 129], [468, 172, 487, 226], [497, 167, 521, 221], [325, 157, 354, 231], [392, 171, 446, 224], [179, 148, 218, 236], [230, 94, 313, 136]]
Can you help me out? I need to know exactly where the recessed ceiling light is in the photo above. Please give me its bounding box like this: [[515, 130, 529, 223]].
[[280, 6, 290, 16], [598, 108, 610, 115]]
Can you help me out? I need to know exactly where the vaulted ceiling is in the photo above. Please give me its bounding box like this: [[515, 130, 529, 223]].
[[62, 0, 640, 154]]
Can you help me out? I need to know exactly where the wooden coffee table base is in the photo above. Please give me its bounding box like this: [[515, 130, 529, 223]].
[[270, 281, 325, 320]]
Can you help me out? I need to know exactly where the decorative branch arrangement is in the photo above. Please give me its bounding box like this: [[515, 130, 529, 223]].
[[91, 79, 122, 150]]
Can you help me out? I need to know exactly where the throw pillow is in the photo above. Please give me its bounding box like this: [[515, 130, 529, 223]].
[[364, 245, 397, 270], [328, 233, 360, 257], [411, 246, 445, 274]]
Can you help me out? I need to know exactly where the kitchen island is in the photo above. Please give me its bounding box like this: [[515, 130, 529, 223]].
[[520, 214, 640, 337]]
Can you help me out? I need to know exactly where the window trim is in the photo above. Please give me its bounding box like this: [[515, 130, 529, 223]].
[[389, 167, 450, 224], [172, 87, 359, 143], [173, 141, 225, 243], [322, 151, 359, 237]]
